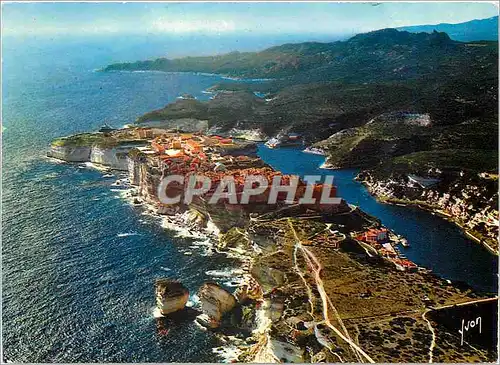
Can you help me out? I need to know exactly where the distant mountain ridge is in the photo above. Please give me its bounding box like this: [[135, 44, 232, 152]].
[[102, 20, 498, 244], [398, 16, 498, 41], [104, 28, 496, 84], [130, 26, 497, 144], [102, 22, 499, 228]]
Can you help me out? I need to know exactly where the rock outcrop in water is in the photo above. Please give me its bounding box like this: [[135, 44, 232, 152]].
[[197, 282, 237, 328], [155, 279, 190, 315]]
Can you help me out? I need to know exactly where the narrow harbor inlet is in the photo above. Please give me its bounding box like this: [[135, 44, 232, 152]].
[[257, 145, 498, 293]]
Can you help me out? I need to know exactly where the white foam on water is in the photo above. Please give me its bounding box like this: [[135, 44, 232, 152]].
[[45, 156, 67, 164], [205, 268, 246, 287], [200, 250, 214, 257], [117, 232, 140, 237], [83, 162, 110, 172], [152, 307, 164, 318], [212, 345, 243, 363], [141, 210, 161, 220], [223, 278, 245, 287], [186, 293, 201, 308], [187, 238, 215, 256], [205, 221, 220, 236], [205, 268, 244, 278], [319, 161, 334, 170], [192, 237, 212, 246], [161, 218, 208, 240], [117, 190, 132, 199], [43, 172, 59, 179], [177, 230, 205, 239]]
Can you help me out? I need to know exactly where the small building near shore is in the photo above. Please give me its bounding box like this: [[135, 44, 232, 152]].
[[99, 123, 116, 135], [357, 228, 388, 244]]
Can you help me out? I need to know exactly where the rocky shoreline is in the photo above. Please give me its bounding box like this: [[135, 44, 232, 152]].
[[47, 127, 498, 363], [356, 171, 499, 256]]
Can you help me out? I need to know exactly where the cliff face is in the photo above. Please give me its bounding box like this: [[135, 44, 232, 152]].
[[155, 279, 189, 315], [359, 170, 499, 253], [90, 146, 129, 170], [198, 282, 237, 328], [48, 131, 148, 170], [47, 145, 92, 162], [129, 158, 163, 205], [48, 144, 142, 170]]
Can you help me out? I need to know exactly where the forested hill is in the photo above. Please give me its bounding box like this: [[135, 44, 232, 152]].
[[103, 28, 497, 84], [107, 27, 497, 178]]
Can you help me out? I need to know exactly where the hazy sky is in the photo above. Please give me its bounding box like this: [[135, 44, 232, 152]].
[[2, 2, 498, 37]]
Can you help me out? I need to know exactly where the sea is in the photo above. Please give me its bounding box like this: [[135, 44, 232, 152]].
[[2, 34, 498, 362]]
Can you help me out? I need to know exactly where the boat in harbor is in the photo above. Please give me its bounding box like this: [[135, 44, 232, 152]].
[[400, 238, 410, 247], [265, 133, 304, 148], [264, 137, 280, 148]]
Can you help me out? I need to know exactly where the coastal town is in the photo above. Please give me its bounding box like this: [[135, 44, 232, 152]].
[[4, 3, 499, 363], [47, 124, 498, 363]]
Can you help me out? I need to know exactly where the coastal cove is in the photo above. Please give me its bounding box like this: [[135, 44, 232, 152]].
[[257, 146, 498, 293]]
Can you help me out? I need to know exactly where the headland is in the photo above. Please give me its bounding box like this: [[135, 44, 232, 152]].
[[48, 124, 498, 362]]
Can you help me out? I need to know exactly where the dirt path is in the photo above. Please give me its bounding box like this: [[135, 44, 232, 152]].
[[422, 310, 436, 363], [288, 219, 375, 363], [292, 243, 315, 317]]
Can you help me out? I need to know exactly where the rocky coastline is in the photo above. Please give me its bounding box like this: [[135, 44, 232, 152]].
[[47, 126, 498, 363], [356, 170, 499, 255]]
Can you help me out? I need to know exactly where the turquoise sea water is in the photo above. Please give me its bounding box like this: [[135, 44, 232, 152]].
[[2, 36, 497, 362]]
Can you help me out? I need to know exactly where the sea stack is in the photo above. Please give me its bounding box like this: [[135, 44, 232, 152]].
[[197, 282, 237, 328], [155, 279, 189, 316]]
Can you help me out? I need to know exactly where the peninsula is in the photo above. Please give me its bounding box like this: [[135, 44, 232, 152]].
[[47, 25, 498, 363], [103, 27, 498, 254], [48, 123, 498, 362]]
